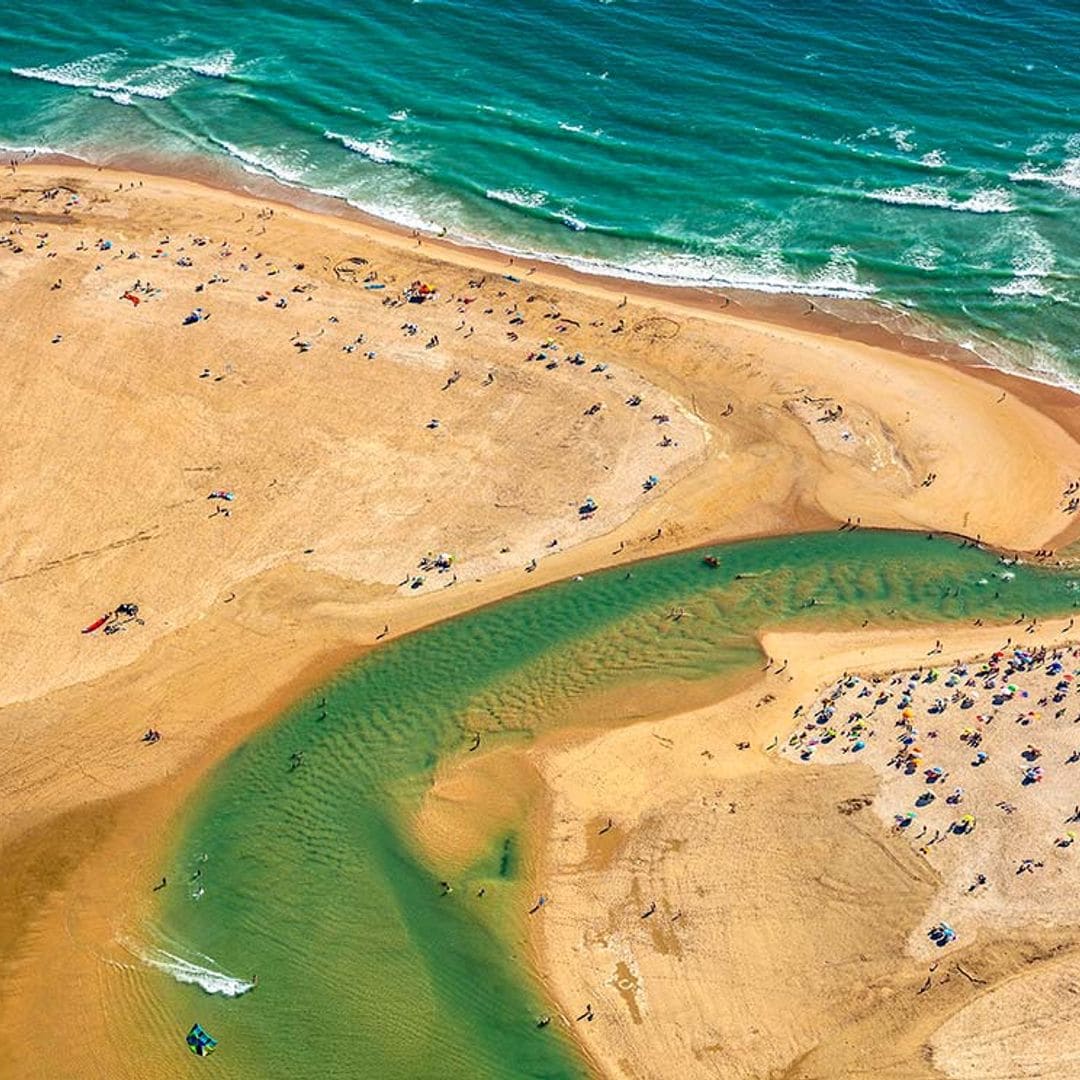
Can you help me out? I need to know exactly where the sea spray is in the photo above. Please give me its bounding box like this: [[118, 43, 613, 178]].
[[129, 940, 255, 998], [144, 531, 1078, 1077]]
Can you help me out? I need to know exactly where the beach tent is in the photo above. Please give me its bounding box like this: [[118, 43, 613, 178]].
[[186, 1024, 217, 1057]]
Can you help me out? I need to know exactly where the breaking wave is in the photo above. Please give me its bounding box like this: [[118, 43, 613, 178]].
[[485, 187, 547, 209], [324, 130, 397, 164], [864, 184, 1015, 213], [207, 136, 306, 184], [1009, 158, 1080, 193], [11, 51, 189, 101], [182, 50, 238, 79]]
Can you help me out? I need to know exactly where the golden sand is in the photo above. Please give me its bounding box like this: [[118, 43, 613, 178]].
[[531, 625, 1080, 1079], [3, 163, 1080, 1078]]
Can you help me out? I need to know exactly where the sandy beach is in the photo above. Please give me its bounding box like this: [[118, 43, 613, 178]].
[[531, 624, 1080, 1079], [3, 162, 1080, 1078]]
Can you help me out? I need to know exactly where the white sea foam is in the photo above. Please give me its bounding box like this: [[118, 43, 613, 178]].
[[324, 131, 397, 164], [388, 110, 409, 122], [919, 149, 947, 168], [137, 944, 255, 997], [184, 50, 238, 79], [91, 88, 134, 106], [208, 137, 306, 184], [557, 120, 604, 139], [990, 278, 1053, 298], [864, 184, 1015, 213], [11, 50, 123, 90], [485, 187, 547, 209], [560, 213, 588, 232], [956, 188, 1017, 213], [12, 52, 189, 101], [905, 243, 943, 272], [343, 194, 450, 233], [990, 228, 1058, 298], [481, 243, 879, 300], [1009, 157, 1080, 192], [0, 142, 64, 158], [888, 126, 916, 152]]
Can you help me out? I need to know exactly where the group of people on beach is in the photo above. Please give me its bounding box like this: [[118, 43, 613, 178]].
[[787, 638, 1080, 950], [10, 175, 691, 632]]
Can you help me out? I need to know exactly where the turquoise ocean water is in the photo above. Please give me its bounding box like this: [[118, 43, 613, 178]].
[[1, 1, 1077, 380]]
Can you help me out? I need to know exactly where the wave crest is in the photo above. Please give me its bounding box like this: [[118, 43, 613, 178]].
[[1009, 158, 1080, 192], [485, 187, 547, 209], [12, 51, 188, 101], [864, 184, 1014, 213], [324, 131, 397, 164], [184, 50, 238, 79], [207, 137, 306, 184]]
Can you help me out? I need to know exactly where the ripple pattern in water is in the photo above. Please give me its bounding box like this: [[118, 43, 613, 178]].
[[145, 531, 1079, 1076]]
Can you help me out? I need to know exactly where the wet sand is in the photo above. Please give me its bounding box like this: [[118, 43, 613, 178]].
[[3, 162, 1080, 1077]]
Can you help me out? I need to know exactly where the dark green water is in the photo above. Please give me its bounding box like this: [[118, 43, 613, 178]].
[[147, 530, 1079, 1077]]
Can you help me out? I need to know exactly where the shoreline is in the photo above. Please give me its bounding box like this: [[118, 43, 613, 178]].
[[6, 143, 1074, 398], [2, 159, 1078, 705], [4, 159, 1080, 1077], [0, 589, 1063, 1079], [6, 155, 1080, 517]]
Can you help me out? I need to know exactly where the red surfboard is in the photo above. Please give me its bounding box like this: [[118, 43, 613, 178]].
[[82, 614, 110, 634]]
